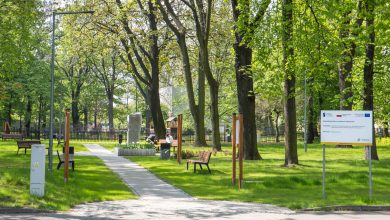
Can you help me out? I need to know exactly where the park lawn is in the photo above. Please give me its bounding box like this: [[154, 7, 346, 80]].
[[0, 141, 136, 211], [127, 138, 390, 209], [99, 140, 149, 151], [99, 141, 119, 151]]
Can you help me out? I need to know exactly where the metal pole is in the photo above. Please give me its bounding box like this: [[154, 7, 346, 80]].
[[238, 113, 244, 189], [322, 144, 326, 199], [304, 70, 307, 152], [48, 12, 56, 171], [232, 113, 236, 186], [369, 146, 372, 200], [136, 88, 138, 112]]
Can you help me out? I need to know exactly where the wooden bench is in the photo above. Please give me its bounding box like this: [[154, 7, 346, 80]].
[[16, 140, 41, 154], [56, 147, 75, 171], [2, 133, 23, 141], [186, 151, 212, 174]]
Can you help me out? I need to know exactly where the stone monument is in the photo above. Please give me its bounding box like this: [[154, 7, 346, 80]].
[[127, 112, 142, 144]]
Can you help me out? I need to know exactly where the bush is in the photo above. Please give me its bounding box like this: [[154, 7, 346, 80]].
[[116, 143, 154, 149], [173, 150, 197, 159]]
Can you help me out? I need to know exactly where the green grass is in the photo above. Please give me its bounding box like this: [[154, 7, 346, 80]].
[[99, 140, 149, 151], [126, 138, 390, 209], [98, 141, 120, 151], [0, 140, 136, 211]]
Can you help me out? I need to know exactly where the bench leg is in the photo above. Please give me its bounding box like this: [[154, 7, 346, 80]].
[[199, 164, 203, 170], [194, 163, 196, 173], [206, 164, 211, 174], [72, 162, 75, 171], [57, 162, 62, 170], [186, 162, 189, 170], [25, 148, 27, 154]]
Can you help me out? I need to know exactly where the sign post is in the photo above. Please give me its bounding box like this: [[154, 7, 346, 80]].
[[320, 110, 373, 200], [322, 144, 326, 199], [232, 113, 237, 185], [238, 113, 244, 189]]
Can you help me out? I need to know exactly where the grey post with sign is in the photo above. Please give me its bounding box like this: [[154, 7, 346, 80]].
[[30, 144, 46, 197], [320, 110, 373, 200]]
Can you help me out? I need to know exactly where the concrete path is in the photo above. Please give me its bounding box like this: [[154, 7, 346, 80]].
[[2, 144, 389, 219], [82, 144, 191, 200]]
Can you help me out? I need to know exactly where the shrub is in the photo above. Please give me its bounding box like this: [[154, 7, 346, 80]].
[[117, 143, 154, 149], [173, 150, 196, 159]]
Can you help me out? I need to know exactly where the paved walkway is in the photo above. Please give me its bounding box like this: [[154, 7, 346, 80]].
[[2, 144, 390, 219], [82, 144, 191, 200]]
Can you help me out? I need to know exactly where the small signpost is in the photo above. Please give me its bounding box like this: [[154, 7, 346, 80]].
[[232, 113, 244, 189], [320, 110, 373, 199]]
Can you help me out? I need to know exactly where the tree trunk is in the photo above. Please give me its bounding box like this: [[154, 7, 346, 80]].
[[363, 0, 378, 160], [267, 112, 274, 135], [307, 93, 315, 144], [148, 2, 166, 139], [6, 100, 12, 128], [282, 0, 298, 166], [71, 90, 80, 132], [25, 97, 32, 138], [37, 96, 42, 139], [94, 109, 98, 129], [107, 93, 114, 133], [149, 85, 166, 139], [231, 0, 261, 160], [209, 79, 221, 151], [145, 107, 152, 135], [275, 110, 280, 143], [83, 106, 88, 131], [177, 34, 207, 146], [384, 121, 389, 137]]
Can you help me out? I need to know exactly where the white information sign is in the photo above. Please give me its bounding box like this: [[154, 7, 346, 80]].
[[320, 110, 373, 146]]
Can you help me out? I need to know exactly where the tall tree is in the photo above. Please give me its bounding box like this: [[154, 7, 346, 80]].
[[337, 1, 363, 110], [362, 0, 378, 160], [230, 0, 270, 160], [282, 0, 298, 165], [158, 0, 208, 146], [91, 52, 122, 133], [114, 0, 167, 138]]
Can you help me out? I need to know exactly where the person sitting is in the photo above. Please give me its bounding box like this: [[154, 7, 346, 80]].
[[165, 133, 173, 144], [146, 134, 156, 144]]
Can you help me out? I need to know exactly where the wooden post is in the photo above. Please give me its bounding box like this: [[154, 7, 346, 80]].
[[177, 114, 183, 164], [232, 113, 237, 185], [64, 109, 70, 183], [238, 113, 244, 189]]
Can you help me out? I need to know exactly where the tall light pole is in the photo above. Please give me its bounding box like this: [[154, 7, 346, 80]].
[[303, 70, 308, 152], [49, 10, 94, 171]]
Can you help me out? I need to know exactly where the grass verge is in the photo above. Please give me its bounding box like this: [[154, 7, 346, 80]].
[[0, 140, 136, 211]]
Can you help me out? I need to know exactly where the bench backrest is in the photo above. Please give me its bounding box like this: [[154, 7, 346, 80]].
[[199, 151, 212, 163], [2, 134, 23, 139], [17, 140, 41, 147]]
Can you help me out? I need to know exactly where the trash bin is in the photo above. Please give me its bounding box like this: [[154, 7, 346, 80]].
[[118, 134, 123, 144], [160, 143, 171, 160]]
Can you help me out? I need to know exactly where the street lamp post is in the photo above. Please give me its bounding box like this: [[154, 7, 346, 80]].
[[303, 70, 308, 152], [49, 10, 94, 171]]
